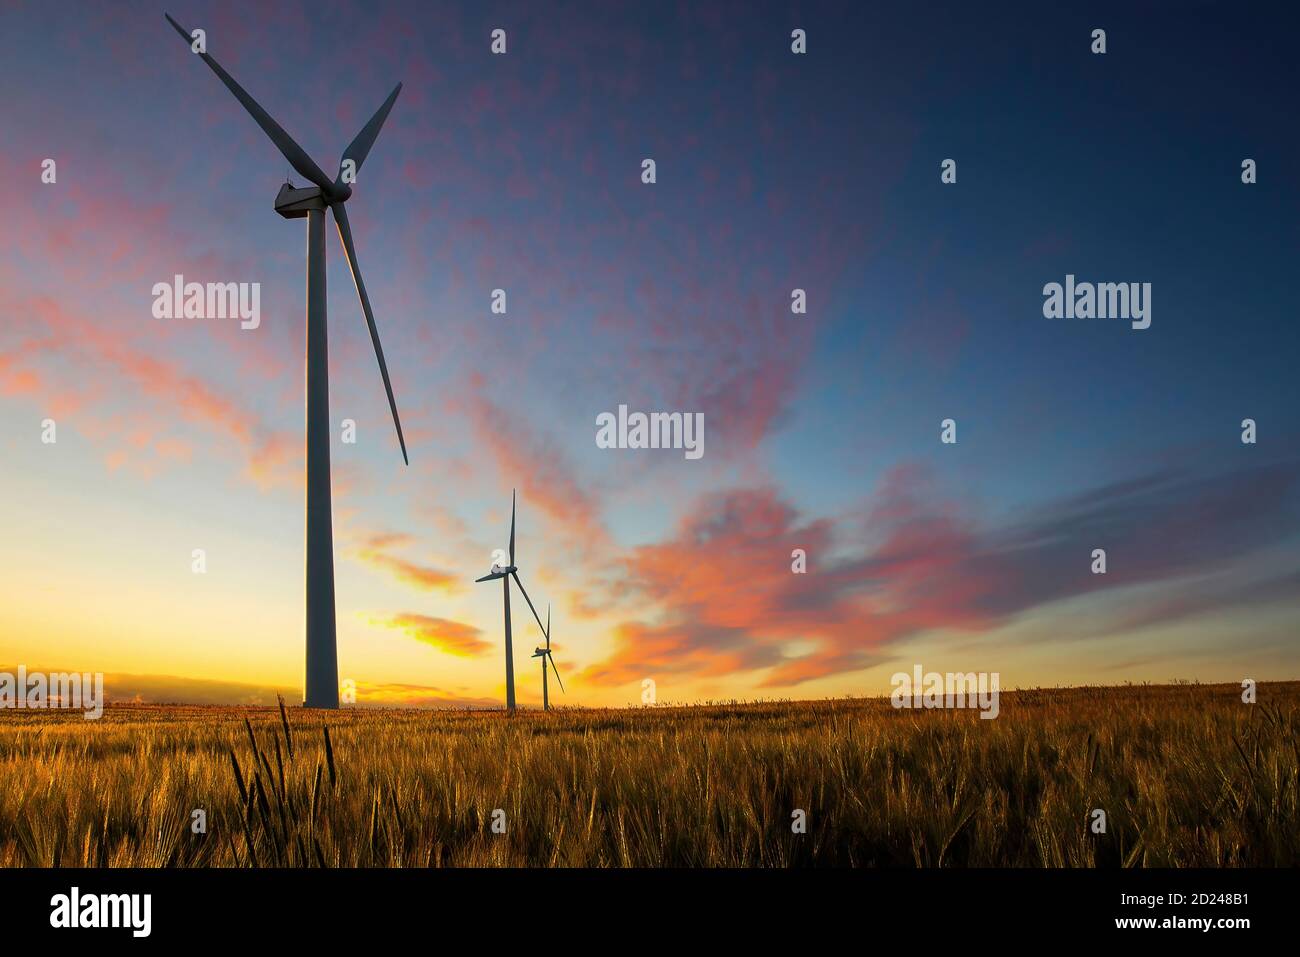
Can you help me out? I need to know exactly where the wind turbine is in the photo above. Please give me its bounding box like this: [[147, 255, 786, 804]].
[[531, 604, 564, 711], [475, 490, 548, 711], [164, 14, 408, 709]]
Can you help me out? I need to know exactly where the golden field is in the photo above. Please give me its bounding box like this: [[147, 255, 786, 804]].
[[0, 682, 1296, 867]]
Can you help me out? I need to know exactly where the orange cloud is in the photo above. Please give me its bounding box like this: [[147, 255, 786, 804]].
[[376, 613, 491, 658], [580, 456, 1300, 690], [346, 681, 500, 709], [353, 532, 462, 593], [0, 368, 41, 397], [359, 532, 415, 550], [576, 485, 861, 688]]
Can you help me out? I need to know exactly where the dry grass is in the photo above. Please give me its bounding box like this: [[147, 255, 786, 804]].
[[0, 682, 1295, 867]]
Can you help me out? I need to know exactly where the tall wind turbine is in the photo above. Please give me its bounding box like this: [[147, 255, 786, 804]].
[[165, 14, 408, 709], [531, 604, 564, 711], [475, 491, 548, 711]]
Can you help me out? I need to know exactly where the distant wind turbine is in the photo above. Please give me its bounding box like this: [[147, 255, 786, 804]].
[[531, 604, 564, 711], [475, 491, 549, 711], [164, 14, 409, 709]]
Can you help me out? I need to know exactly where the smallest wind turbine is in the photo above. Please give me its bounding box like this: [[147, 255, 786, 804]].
[[531, 604, 564, 711]]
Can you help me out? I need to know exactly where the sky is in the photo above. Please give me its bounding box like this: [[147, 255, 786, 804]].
[[1, 0, 1297, 708]]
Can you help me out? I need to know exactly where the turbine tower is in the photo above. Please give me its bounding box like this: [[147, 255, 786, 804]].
[[531, 604, 564, 711], [165, 14, 408, 709], [475, 490, 548, 711]]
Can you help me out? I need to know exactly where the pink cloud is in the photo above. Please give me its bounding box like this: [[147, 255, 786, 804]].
[[578, 456, 1300, 689], [0, 294, 299, 488]]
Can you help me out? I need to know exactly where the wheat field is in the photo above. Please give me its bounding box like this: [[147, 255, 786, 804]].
[[0, 682, 1295, 867]]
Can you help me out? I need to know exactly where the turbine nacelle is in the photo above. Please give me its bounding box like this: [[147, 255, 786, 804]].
[[274, 182, 324, 219], [275, 182, 351, 214], [475, 565, 517, 583]]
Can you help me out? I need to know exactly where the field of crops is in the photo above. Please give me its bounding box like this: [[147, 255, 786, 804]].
[[1, 682, 1296, 867]]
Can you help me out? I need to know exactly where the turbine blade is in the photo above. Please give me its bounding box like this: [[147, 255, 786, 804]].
[[549, 653, 565, 693], [508, 490, 516, 565], [164, 14, 332, 192], [332, 202, 408, 464], [509, 571, 547, 638], [339, 83, 401, 186], [475, 571, 506, 583], [545, 604, 551, 650]]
